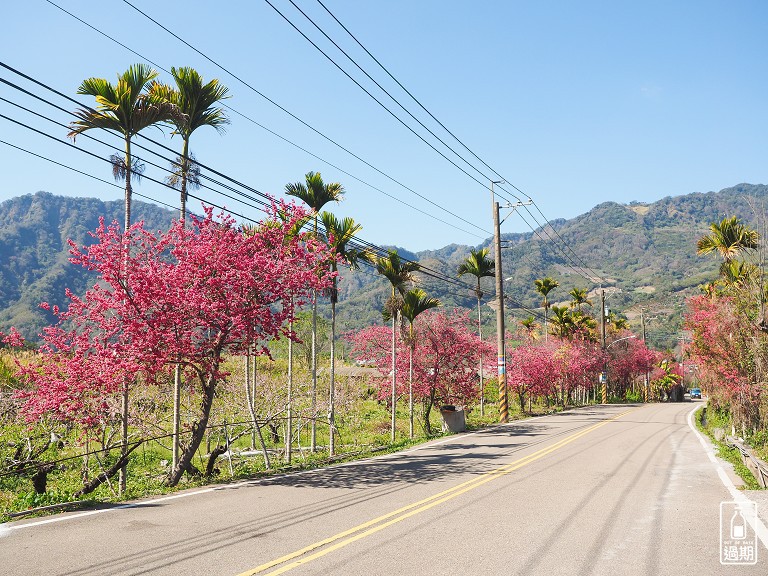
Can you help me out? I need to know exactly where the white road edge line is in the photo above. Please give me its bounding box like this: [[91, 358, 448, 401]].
[[1, 404, 620, 534], [687, 403, 768, 551]]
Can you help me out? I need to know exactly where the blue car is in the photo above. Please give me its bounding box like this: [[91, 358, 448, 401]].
[[690, 387, 702, 399]]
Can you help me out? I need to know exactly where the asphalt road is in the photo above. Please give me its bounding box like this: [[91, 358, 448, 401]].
[[2, 402, 767, 575]]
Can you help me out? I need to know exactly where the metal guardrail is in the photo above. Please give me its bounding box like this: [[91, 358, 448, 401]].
[[727, 436, 768, 489]]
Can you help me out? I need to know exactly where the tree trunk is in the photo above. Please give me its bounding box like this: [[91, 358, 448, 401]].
[[255, 420, 271, 470], [409, 343, 414, 439], [172, 363, 181, 470], [477, 295, 484, 416], [286, 319, 293, 464], [205, 445, 227, 477], [119, 377, 129, 495], [167, 366, 219, 487], [244, 351, 260, 451], [423, 389, 436, 436], [329, 298, 336, 455], [310, 291, 318, 452], [31, 463, 55, 494], [119, 135, 133, 495], [75, 441, 143, 497], [180, 138, 189, 223], [390, 312, 397, 443]]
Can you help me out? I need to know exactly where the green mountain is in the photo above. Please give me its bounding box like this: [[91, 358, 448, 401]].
[[1, 184, 766, 349], [337, 183, 767, 350], [0, 192, 177, 340]]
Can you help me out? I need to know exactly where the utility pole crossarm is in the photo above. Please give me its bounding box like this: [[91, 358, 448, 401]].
[[499, 199, 533, 225]]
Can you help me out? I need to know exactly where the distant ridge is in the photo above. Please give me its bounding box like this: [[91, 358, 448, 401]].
[[0, 192, 175, 340], [1, 184, 766, 348]]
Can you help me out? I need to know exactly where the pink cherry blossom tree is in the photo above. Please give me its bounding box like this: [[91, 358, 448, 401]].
[[14, 204, 332, 487], [347, 309, 492, 435], [685, 294, 762, 430], [507, 340, 559, 411], [605, 332, 659, 399], [508, 338, 605, 410]]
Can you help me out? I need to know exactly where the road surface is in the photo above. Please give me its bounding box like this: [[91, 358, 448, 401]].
[[2, 402, 766, 575]]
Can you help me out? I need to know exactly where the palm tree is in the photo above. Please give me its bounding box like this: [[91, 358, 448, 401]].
[[245, 211, 310, 464], [520, 316, 539, 340], [150, 68, 230, 472], [608, 312, 630, 332], [534, 277, 559, 341], [400, 289, 440, 438], [549, 305, 573, 338], [458, 248, 494, 416], [149, 67, 230, 222], [320, 212, 366, 455], [376, 249, 420, 442], [68, 63, 179, 494], [68, 64, 180, 234], [285, 171, 344, 451], [721, 259, 758, 287], [571, 309, 597, 339], [568, 287, 592, 311], [697, 216, 758, 264]]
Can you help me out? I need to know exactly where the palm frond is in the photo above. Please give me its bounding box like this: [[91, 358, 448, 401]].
[[110, 154, 145, 183]]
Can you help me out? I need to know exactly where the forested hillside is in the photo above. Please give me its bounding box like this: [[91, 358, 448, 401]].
[[0, 192, 177, 339], [1, 184, 767, 348], [337, 183, 767, 350]]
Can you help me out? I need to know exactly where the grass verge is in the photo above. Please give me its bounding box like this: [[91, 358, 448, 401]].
[[695, 404, 762, 490]]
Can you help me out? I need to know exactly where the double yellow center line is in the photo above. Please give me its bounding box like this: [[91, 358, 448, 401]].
[[237, 408, 635, 576]]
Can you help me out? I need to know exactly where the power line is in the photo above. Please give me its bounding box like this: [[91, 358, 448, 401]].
[[0, 70, 474, 294], [279, 0, 498, 189], [2, 110, 469, 294], [0, 88, 274, 215], [305, 0, 606, 285], [276, 0, 598, 284], [0, 112, 261, 224], [272, 0, 597, 287], [40, 0, 489, 241], [54, 0, 598, 285], [113, 0, 489, 239]]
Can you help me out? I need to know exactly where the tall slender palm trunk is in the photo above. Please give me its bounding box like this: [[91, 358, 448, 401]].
[[310, 214, 319, 452], [286, 318, 294, 464], [391, 312, 397, 443], [310, 292, 318, 452], [409, 343, 414, 439], [179, 140, 189, 222], [477, 295, 484, 416], [172, 139, 189, 475], [328, 298, 337, 455], [119, 135, 133, 495]]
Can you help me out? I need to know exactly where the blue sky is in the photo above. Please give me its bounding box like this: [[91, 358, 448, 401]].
[[1, 0, 766, 251]]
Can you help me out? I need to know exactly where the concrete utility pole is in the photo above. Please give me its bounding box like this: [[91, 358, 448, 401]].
[[640, 308, 658, 402], [491, 180, 508, 422], [641, 308, 648, 402], [601, 289, 607, 404]]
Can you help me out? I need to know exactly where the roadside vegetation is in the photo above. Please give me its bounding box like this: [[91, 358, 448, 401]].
[[695, 405, 762, 490], [0, 64, 677, 522], [686, 215, 768, 464], [1, 347, 544, 520]]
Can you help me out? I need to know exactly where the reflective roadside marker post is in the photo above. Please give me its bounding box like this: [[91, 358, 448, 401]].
[[600, 372, 607, 404]]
